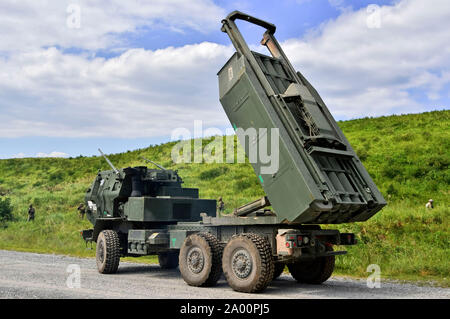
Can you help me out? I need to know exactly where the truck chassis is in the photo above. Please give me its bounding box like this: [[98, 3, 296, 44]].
[[83, 213, 356, 293]]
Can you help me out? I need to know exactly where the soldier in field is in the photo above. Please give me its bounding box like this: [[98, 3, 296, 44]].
[[27, 204, 35, 222], [77, 203, 86, 219], [217, 197, 225, 216]]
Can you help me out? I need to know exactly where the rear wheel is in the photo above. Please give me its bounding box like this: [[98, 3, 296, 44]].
[[96, 230, 121, 274], [287, 246, 335, 284], [179, 233, 223, 287], [222, 233, 274, 293], [158, 251, 179, 269]]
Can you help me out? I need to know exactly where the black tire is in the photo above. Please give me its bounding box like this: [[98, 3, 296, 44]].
[[222, 233, 274, 293], [96, 230, 121, 274], [179, 233, 223, 287], [287, 245, 335, 284], [158, 251, 179, 269], [273, 262, 285, 280]]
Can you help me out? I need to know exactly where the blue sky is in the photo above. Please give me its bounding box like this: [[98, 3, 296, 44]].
[[0, 0, 449, 158]]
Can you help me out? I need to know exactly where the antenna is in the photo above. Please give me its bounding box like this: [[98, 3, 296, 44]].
[[98, 148, 120, 175], [140, 156, 166, 170]]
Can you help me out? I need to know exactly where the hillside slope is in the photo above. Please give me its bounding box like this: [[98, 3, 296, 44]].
[[0, 110, 449, 284]]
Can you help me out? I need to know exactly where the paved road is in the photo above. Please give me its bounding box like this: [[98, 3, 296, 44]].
[[0, 250, 448, 299]]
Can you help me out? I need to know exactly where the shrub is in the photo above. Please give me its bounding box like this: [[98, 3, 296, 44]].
[[0, 197, 13, 223], [199, 166, 229, 180]]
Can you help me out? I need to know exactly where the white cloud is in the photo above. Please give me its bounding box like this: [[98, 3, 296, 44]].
[[0, 0, 449, 141], [327, 0, 350, 13], [11, 152, 26, 159], [35, 151, 69, 158], [0, 0, 225, 52], [5, 151, 69, 159], [0, 43, 233, 138], [0, 1, 229, 139], [282, 0, 450, 118]]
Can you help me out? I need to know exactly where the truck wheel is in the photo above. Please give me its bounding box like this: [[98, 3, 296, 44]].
[[179, 233, 222, 287], [287, 246, 335, 284], [158, 251, 179, 269], [96, 230, 121, 274], [222, 233, 274, 293], [273, 262, 285, 280]]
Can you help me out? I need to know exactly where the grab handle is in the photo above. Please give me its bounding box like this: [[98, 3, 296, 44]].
[[223, 10, 276, 34], [220, 11, 278, 96], [221, 10, 303, 95]]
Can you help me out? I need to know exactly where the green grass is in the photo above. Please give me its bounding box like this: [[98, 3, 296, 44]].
[[0, 110, 449, 286]]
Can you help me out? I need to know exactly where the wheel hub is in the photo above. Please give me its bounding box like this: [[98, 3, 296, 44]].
[[187, 247, 204, 274], [97, 240, 105, 263], [231, 249, 252, 279]]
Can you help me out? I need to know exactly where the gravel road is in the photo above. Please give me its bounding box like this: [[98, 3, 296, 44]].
[[0, 250, 448, 299]]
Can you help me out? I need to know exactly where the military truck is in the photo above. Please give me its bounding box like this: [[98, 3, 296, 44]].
[[81, 11, 386, 293]]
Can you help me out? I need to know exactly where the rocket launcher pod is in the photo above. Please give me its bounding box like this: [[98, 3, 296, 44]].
[[218, 11, 386, 224]]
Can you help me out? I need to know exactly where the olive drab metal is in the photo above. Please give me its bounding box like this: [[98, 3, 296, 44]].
[[218, 11, 386, 224]]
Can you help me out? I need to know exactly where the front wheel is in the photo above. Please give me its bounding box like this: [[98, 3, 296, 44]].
[[287, 246, 335, 284], [96, 230, 121, 274]]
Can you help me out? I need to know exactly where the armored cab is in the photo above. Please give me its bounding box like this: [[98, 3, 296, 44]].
[[85, 166, 214, 225], [218, 11, 386, 224], [82, 150, 216, 267]]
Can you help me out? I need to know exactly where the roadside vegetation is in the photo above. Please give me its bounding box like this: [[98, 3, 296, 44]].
[[0, 110, 448, 286], [0, 197, 14, 228]]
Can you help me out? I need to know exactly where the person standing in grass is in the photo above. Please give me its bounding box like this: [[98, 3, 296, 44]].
[[77, 203, 86, 219], [217, 197, 225, 216], [27, 204, 35, 222]]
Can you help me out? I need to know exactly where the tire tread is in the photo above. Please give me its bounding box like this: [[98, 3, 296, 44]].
[[224, 233, 274, 293], [197, 232, 223, 286], [99, 230, 120, 274], [288, 246, 335, 284]]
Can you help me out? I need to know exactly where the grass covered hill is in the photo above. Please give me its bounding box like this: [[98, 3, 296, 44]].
[[0, 110, 449, 285]]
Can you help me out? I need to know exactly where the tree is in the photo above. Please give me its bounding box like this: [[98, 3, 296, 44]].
[[0, 197, 13, 223]]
